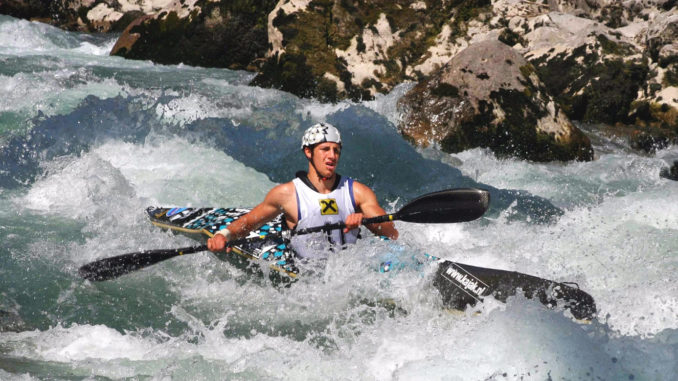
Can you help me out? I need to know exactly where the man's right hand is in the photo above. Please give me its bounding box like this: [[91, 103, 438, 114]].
[[207, 234, 231, 252]]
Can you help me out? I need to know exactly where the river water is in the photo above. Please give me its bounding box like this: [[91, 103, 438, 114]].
[[0, 15, 676, 380]]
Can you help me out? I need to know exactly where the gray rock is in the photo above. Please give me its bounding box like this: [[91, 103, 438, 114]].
[[397, 40, 593, 162]]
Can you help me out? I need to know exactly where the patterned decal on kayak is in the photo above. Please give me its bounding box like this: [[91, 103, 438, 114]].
[[166, 207, 188, 217], [146, 206, 297, 275]]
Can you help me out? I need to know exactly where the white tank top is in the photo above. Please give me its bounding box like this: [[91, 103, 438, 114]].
[[290, 175, 360, 260]]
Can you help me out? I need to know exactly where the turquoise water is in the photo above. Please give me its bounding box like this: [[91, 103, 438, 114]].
[[1, 15, 677, 380]]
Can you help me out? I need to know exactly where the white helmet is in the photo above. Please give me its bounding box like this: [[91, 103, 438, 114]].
[[301, 122, 342, 149]]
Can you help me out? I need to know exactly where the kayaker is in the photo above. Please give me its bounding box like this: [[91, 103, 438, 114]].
[[207, 122, 398, 260]]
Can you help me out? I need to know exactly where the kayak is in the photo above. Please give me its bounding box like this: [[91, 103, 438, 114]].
[[146, 206, 597, 321]]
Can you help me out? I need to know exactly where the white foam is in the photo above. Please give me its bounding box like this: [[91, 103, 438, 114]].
[[73, 37, 118, 56], [21, 153, 136, 220], [91, 136, 275, 206], [0, 70, 125, 120], [0, 17, 77, 53], [363, 82, 416, 127]]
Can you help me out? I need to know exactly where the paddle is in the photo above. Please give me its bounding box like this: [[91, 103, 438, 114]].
[[78, 188, 490, 281]]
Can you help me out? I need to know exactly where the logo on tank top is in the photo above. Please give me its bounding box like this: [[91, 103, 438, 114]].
[[319, 198, 339, 215]]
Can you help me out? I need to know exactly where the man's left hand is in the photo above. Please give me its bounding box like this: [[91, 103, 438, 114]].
[[344, 213, 364, 233]]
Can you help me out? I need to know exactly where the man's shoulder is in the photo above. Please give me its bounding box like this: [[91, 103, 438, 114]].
[[269, 181, 295, 197], [349, 180, 377, 204]]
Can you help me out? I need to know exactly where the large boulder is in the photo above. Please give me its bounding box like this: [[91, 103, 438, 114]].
[[660, 160, 678, 181], [397, 40, 593, 162], [110, 1, 277, 70]]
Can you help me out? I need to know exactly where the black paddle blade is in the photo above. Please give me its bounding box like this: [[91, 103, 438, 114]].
[[434, 260, 597, 321], [396, 188, 490, 223], [78, 246, 206, 281]]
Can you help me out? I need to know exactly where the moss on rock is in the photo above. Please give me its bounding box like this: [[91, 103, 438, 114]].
[[663, 64, 678, 87], [431, 83, 460, 98], [112, 0, 277, 70], [499, 28, 527, 47], [250, 52, 317, 98], [531, 43, 650, 126], [259, 0, 494, 101]]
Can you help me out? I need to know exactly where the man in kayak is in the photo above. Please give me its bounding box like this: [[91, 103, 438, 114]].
[[207, 122, 398, 260]]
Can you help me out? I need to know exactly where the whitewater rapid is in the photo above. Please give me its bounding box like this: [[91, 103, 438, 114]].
[[1, 15, 677, 380]]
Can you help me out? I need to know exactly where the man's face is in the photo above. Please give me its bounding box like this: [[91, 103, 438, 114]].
[[306, 142, 341, 178]]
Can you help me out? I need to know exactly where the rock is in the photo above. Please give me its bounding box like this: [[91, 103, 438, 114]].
[[397, 40, 593, 162], [627, 124, 677, 153], [252, 0, 498, 101], [110, 15, 154, 57], [645, 11, 678, 63], [521, 12, 650, 126], [110, 2, 276, 70], [660, 160, 678, 180], [627, 11, 678, 134], [0, 0, 53, 21], [0, 309, 26, 332]]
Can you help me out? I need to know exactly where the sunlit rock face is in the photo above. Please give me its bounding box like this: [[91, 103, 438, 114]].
[[251, 0, 494, 102], [495, 0, 678, 150], [0, 0, 200, 32], [397, 40, 593, 162]]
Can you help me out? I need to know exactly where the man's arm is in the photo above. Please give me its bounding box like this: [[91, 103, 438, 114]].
[[207, 182, 295, 252], [347, 182, 399, 240]]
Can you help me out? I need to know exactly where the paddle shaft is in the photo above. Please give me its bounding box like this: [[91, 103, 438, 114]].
[[78, 217, 384, 281], [79, 188, 490, 281]]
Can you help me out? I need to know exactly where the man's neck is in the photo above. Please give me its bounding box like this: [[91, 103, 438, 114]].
[[300, 169, 339, 194]]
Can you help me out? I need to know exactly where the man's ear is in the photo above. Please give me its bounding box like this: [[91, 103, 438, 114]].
[[303, 146, 312, 160]]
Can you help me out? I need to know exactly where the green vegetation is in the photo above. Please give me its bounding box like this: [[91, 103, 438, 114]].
[[596, 34, 633, 56], [431, 83, 459, 98], [579, 60, 649, 124], [519, 64, 535, 79], [113, 0, 278, 69], [250, 52, 317, 98], [499, 28, 527, 47], [532, 44, 649, 125]]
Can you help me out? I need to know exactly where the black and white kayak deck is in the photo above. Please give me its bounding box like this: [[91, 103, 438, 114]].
[[147, 206, 596, 321], [147, 207, 298, 280]]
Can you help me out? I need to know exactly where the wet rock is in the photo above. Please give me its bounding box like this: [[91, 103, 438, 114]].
[[628, 125, 677, 153], [0, 309, 26, 332], [660, 160, 678, 180], [397, 40, 593, 162], [110, 2, 276, 70]]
